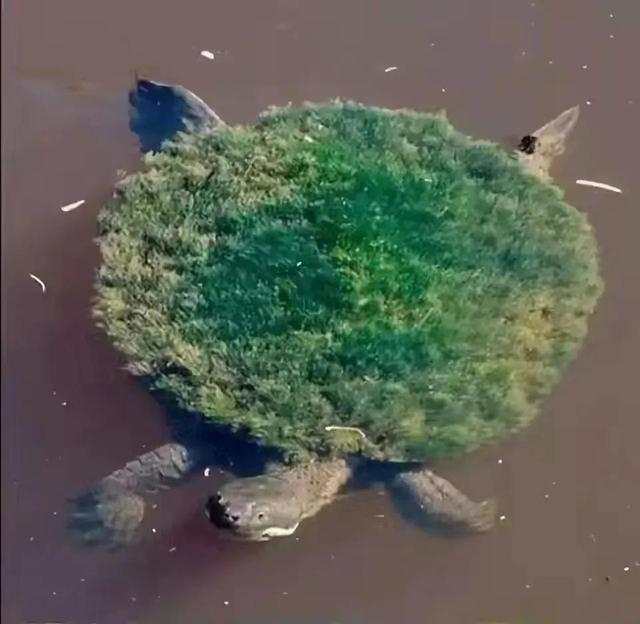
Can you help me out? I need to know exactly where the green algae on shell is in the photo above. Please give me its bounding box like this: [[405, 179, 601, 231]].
[[95, 101, 602, 462]]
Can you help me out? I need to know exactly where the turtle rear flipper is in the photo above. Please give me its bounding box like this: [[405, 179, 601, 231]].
[[517, 106, 580, 181], [129, 77, 224, 153]]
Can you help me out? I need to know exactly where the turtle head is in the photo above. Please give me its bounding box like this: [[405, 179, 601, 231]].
[[206, 475, 304, 541]]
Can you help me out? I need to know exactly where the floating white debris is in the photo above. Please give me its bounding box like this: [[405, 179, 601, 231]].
[[441, 88, 447, 93], [29, 273, 46, 293], [586, 100, 592, 106], [29, 536, 35, 542], [151, 528, 157, 533], [384, 66, 398, 73], [497, 459, 503, 464], [61, 402, 67, 407], [548, 60, 554, 65], [223, 600, 230, 606], [544, 494, 550, 499], [609, 34, 615, 39], [204, 467, 211, 477], [200, 50, 215, 60], [169, 546, 177, 553], [525, 584, 531, 589], [499, 514, 507, 521], [576, 179, 622, 194], [325, 425, 366, 439], [375, 514, 385, 518], [296, 261, 303, 267], [60, 199, 85, 213], [582, 64, 588, 70]]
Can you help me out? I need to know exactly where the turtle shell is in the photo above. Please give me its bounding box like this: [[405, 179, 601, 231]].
[[95, 102, 601, 462]]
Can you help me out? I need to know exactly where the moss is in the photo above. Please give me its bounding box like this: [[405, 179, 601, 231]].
[[95, 101, 602, 462]]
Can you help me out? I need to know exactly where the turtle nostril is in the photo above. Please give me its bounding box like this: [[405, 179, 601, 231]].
[[231, 514, 240, 522]]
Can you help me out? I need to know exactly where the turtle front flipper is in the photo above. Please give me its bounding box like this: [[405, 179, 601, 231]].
[[69, 483, 146, 549], [387, 467, 496, 534], [68, 442, 201, 547], [206, 459, 352, 541], [129, 77, 224, 153], [517, 105, 580, 182]]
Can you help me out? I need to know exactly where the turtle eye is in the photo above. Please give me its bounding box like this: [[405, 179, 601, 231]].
[[216, 493, 223, 502], [257, 512, 265, 520]]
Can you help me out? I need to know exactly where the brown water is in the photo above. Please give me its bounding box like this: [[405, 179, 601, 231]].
[[2, 1, 639, 623]]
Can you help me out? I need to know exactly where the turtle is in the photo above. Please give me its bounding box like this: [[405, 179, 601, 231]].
[[69, 79, 600, 546]]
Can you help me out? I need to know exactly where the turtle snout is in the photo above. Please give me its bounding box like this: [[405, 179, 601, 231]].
[[206, 492, 245, 527]]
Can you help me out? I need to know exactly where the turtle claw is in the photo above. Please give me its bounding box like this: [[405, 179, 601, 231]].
[[69, 485, 145, 548], [387, 468, 497, 535]]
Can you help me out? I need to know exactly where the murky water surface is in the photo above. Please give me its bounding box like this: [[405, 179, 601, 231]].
[[2, 1, 639, 622]]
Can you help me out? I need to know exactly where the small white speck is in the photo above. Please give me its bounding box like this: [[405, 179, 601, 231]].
[[552, 481, 557, 486], [296, 261, 303, 267], [582, 64, 588, 70], [548, 60, 554, 65], [151, 528, 157, 533], [430, 42, 436, 48], [53, 511, 58, 516], [80, 578, 86, 582], [609, 13, 614, 18], [375, 514, 385, 518], [152, 504, 158, 509], [200, 50, 215, 60], [497, 459, 503, 464], [61, 401, 67, 407], [223, 600, 230, 606], [521, 51, 527, 56], [609, 34, 615, 39], [544, 494, 550, 500], [29, 536, 35, 542], [588, 577, 593, 583], [586, 100, 592, 106], [499, 514, 507, 521], [384, 66, 398, 73], [525, 584, 531, 589], [52, 391, 57, 396], [131, 596, 137, 603], [60, 199, 86, 213], [52, 592, 57, 597], [28, 273, 46, 294], [282, 591, 289, 596], [295, 537, 300, 541], [169, 546, 177, 553], [330, 554, 335, 560], [623, 566, 630, 572], [204, 467, 211, 477], [589, 533, 597, 543], [441, 88, 447, 93]]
